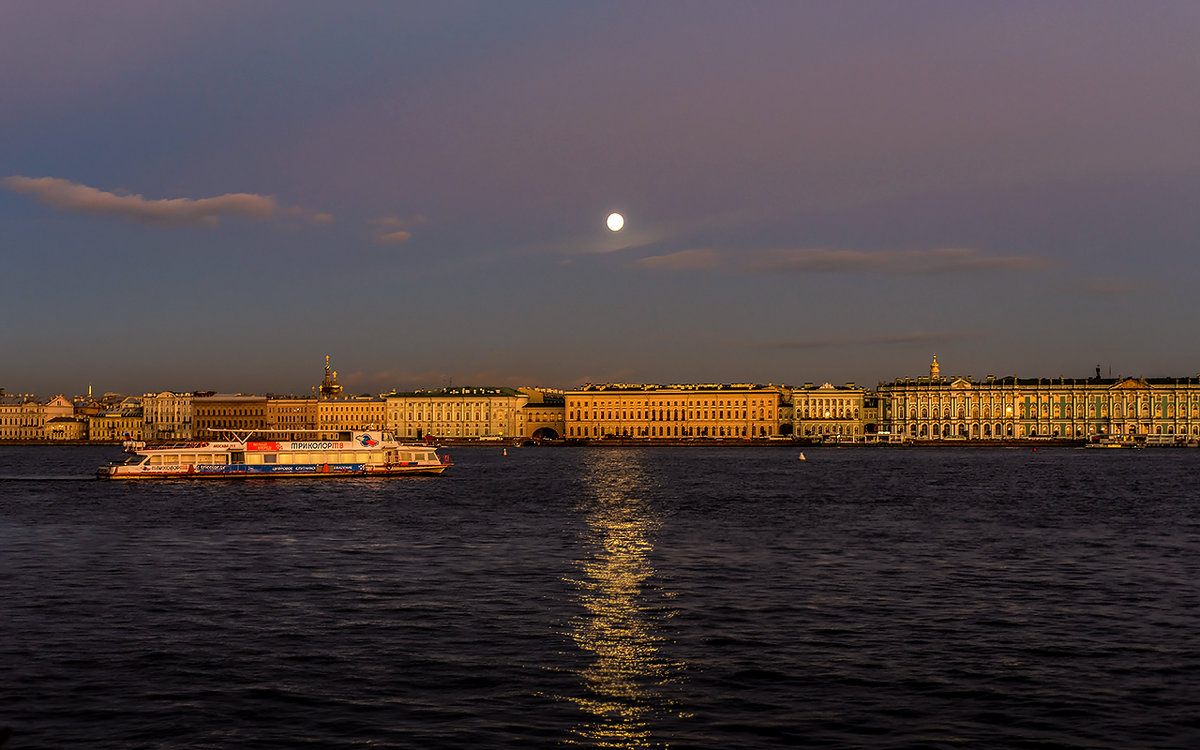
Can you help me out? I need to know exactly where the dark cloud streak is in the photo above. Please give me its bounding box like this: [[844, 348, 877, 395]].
[[635, 247, 1046, 275]]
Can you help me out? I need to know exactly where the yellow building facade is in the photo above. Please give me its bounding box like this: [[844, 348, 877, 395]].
[[88, 410, 145, 442], [319, 396, 386, 433], [385, 388, 531, 440], [0, 394, 75, 440], [46, 416, 87, 440], [141, 391, 195, 441], [192, 395, 269, 436], [565, 384, 786, 439], [267, 397, 319, 439], [793, 383, 867, 441]]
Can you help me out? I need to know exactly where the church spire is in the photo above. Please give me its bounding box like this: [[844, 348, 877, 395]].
[[319, 355, 343, 399], [930, 354, 940, 380]]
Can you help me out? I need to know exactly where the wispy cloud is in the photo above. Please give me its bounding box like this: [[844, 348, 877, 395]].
[[635, 248, 721, 270], [371, 214, 426, 244], [377, 230, 412, 244], [286, 205, 335, 226], [636, 246, 1046, 275], [3, 176, 277, 227]]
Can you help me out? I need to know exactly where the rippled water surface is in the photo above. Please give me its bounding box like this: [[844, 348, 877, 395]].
[[2, 445, 1198, 748]]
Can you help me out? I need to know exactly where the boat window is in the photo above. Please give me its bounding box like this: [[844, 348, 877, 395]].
[[263, 454, 277, 464]]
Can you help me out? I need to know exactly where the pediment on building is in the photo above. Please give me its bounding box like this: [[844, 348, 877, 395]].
[[1110, 377, 1150, 391], [949, 377, 974, 389]]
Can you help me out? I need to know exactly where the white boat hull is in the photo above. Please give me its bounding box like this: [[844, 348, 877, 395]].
[[98, 430, 451, 480]]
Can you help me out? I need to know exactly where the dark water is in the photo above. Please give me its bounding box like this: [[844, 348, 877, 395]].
[[1, 445, 1198, 749]]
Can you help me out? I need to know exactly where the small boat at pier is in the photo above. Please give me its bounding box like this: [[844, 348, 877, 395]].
[[1084, 437, 1142, 449], [98, 429, 451, 479]]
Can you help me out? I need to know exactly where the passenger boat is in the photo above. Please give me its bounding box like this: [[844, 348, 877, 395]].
[[98, 429, 451, 479], [1084, 437, 1142, 449]]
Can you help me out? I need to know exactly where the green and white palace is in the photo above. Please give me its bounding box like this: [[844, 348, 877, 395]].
[[876, 356, 1200, 443]]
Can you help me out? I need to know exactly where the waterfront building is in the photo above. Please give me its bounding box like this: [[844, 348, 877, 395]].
[[46, 416, 88, 441], [862, 394, 882, 441], [385, 387, 532, 440], [792, 382, 867, 442], [192, 394, 268, 436], [141, 391, 195, 441], [519, 389, 566, 441], [266, 396, 319, 439], [878, 358, 1200, 442], [565, 383, 787, 439], [1, 393, 38, 440], [319, 395, 386, 433], [88, 400, 144, 442], [0, 393, 74, 440]]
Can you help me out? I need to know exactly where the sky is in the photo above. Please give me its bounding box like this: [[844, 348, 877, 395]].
[[3, 1, 1199, 398]]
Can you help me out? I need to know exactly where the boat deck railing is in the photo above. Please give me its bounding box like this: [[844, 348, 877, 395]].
[[145, 441, 215, 451]]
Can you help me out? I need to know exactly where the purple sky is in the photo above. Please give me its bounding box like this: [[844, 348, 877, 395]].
[[3, 1, 1199, 397]]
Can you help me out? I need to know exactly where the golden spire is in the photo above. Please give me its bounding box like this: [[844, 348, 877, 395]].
[[320, 355, 342, 399], [930, 354, 940, 380]]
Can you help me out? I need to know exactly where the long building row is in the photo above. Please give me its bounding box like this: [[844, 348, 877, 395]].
[[4, 356, 1200, 444]]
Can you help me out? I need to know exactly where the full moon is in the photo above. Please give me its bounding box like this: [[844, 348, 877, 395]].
[[606, 212, 624, 232]]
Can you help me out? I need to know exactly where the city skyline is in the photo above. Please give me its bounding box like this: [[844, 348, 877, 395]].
[[4, 2, 1199, 398], [1, 355, 1190, 403]]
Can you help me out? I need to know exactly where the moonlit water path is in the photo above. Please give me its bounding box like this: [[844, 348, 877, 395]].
[[2, 445, 1198, 749]]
